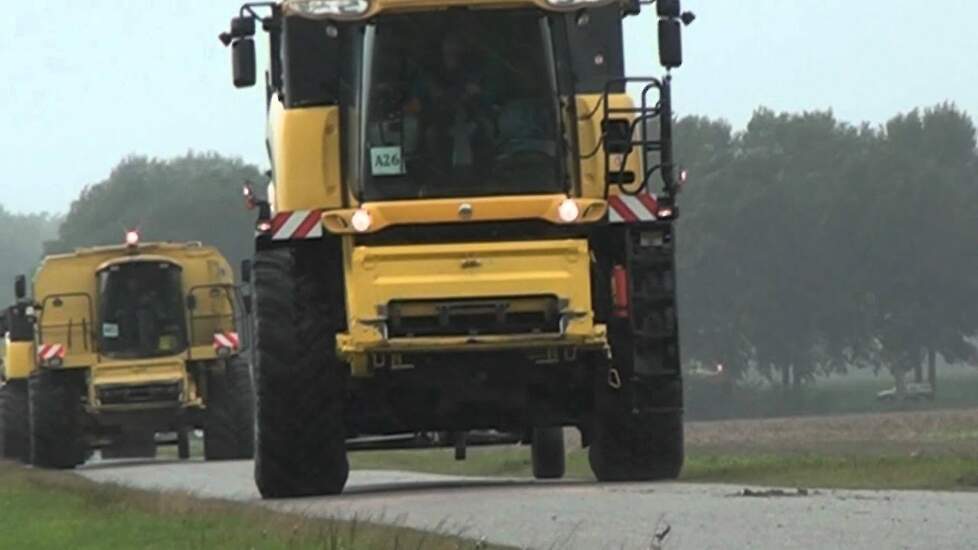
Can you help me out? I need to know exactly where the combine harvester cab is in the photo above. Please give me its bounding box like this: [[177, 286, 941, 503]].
[[222, 0, 693, 497], [0, 234, 254, 468]]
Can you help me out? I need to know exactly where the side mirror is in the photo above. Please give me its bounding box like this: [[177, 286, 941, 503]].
[[658, 19, 683, 69], [232, 38, 257, 88], [186, 295, 197, 311], [240, 259, 253, 284], [657, 0, 680, 17], [14, 275, 26, 300], [230, 16, 255, 38]]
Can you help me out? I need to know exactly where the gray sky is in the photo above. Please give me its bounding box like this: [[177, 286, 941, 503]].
[[2, 1, 975, 214]]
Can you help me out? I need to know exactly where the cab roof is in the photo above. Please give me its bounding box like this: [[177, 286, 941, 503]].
[[281, 0, 620, 19]]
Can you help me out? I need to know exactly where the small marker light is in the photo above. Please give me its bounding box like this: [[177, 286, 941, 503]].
[[351, 209, 372, 232], [243, 184, 256, 210], [657, 207, 674, 219], [557, 199, 580, 223], [125, 230, 140, 247], [679, 168, 689, 184], [256, 220, 273, 233]]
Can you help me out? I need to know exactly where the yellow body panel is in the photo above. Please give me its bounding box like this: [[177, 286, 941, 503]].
[[2, 339, 34, 381], [323, 195, 606, 234], [88, 357, 198, 411], [268, 99, 344, 212], [577, 93, 645, 200], [339, 238, 603, 374]]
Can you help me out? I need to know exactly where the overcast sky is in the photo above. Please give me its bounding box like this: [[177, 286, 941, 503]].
[[2, 1, 975, 214]]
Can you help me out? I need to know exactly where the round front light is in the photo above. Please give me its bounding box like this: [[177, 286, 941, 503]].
[[558, 199, 580, 223], [351, 209, 372, 232], [545, 0, 613, 9], [285, 0, 370, 18]]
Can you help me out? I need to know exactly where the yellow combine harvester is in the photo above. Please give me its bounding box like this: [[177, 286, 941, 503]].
[[0, 235, 254, 467], [221, 0, 693, 497]]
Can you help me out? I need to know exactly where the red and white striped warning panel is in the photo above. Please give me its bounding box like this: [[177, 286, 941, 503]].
[[607, 194, 659, 223], [267, 210, 323, 241], [213, 331, 240, 351], [37, 343, 65, 361]]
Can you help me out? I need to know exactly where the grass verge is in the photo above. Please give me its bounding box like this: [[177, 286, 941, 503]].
[[350, 446, 978, 492], [0, 461, 499, 550]]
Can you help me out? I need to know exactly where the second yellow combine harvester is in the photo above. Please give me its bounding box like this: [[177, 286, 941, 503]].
[[0, 234, 254, 467], [222, 0, 693, 497]]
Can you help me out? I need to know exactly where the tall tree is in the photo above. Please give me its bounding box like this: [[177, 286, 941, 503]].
[[48, 152, 262, 274], [855, 104, 978, 393], [0, 206, 61, 304]]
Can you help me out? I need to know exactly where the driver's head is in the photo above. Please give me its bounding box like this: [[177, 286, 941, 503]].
[[441, 34, 464, 69]]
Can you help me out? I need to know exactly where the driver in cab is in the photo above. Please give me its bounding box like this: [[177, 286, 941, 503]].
[[406, 33, 498, 180]]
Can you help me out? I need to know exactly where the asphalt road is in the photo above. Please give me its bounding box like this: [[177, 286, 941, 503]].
[[78, 460, 978, 550]]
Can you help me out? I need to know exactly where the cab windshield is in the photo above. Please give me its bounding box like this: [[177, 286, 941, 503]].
[[361, 10, 564, 201], [97, 261, 187, 359]]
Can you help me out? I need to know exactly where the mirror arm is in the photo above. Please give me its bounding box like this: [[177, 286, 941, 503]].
[[240, 2, 277, 20]]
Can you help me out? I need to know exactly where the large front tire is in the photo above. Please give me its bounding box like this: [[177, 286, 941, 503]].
[[204, 357, 255, 461], [588, 382, 684, 482], [29, 369, 87, 469], [253, 244, 349, 498], [0, 380, 29, 462]]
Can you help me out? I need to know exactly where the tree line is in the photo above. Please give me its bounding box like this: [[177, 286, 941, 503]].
[[675, 103, 978, 393], [0, 208, 60, 304], [2, 104, 976, 393]]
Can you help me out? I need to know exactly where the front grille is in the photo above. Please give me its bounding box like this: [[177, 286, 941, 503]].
[[97, 382, 182, 405], [387, 296, 561, 338]]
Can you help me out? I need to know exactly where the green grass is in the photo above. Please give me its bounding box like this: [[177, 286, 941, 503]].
[[687, 366, 978, 420], [681, 454, 978, 491], [0, 461, 499, 550], [350, 446, 978, 492]]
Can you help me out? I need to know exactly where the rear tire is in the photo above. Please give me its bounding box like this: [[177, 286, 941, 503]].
[[253, 244, 349, 498], [177, 428, 191, 460], [0, 380, 29, 462], [102, 433, 157, 460], [531, 427, 565, 479], [29, 369, 87, 469], [204, 357, 255, 461]]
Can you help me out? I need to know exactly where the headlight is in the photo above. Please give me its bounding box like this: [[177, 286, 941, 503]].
[[351, 209, 372, 232], [285, 0, 370, 18], [557, 199, 580, 223], [544, 0, 614, 10], [266, 181, 277, 214]]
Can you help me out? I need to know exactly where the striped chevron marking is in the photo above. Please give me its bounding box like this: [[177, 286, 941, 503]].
[[213, 331, 240, 351], [38, 343, 65, 361], [269, 210, 323, 241], [608, 193, 659, 223]]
